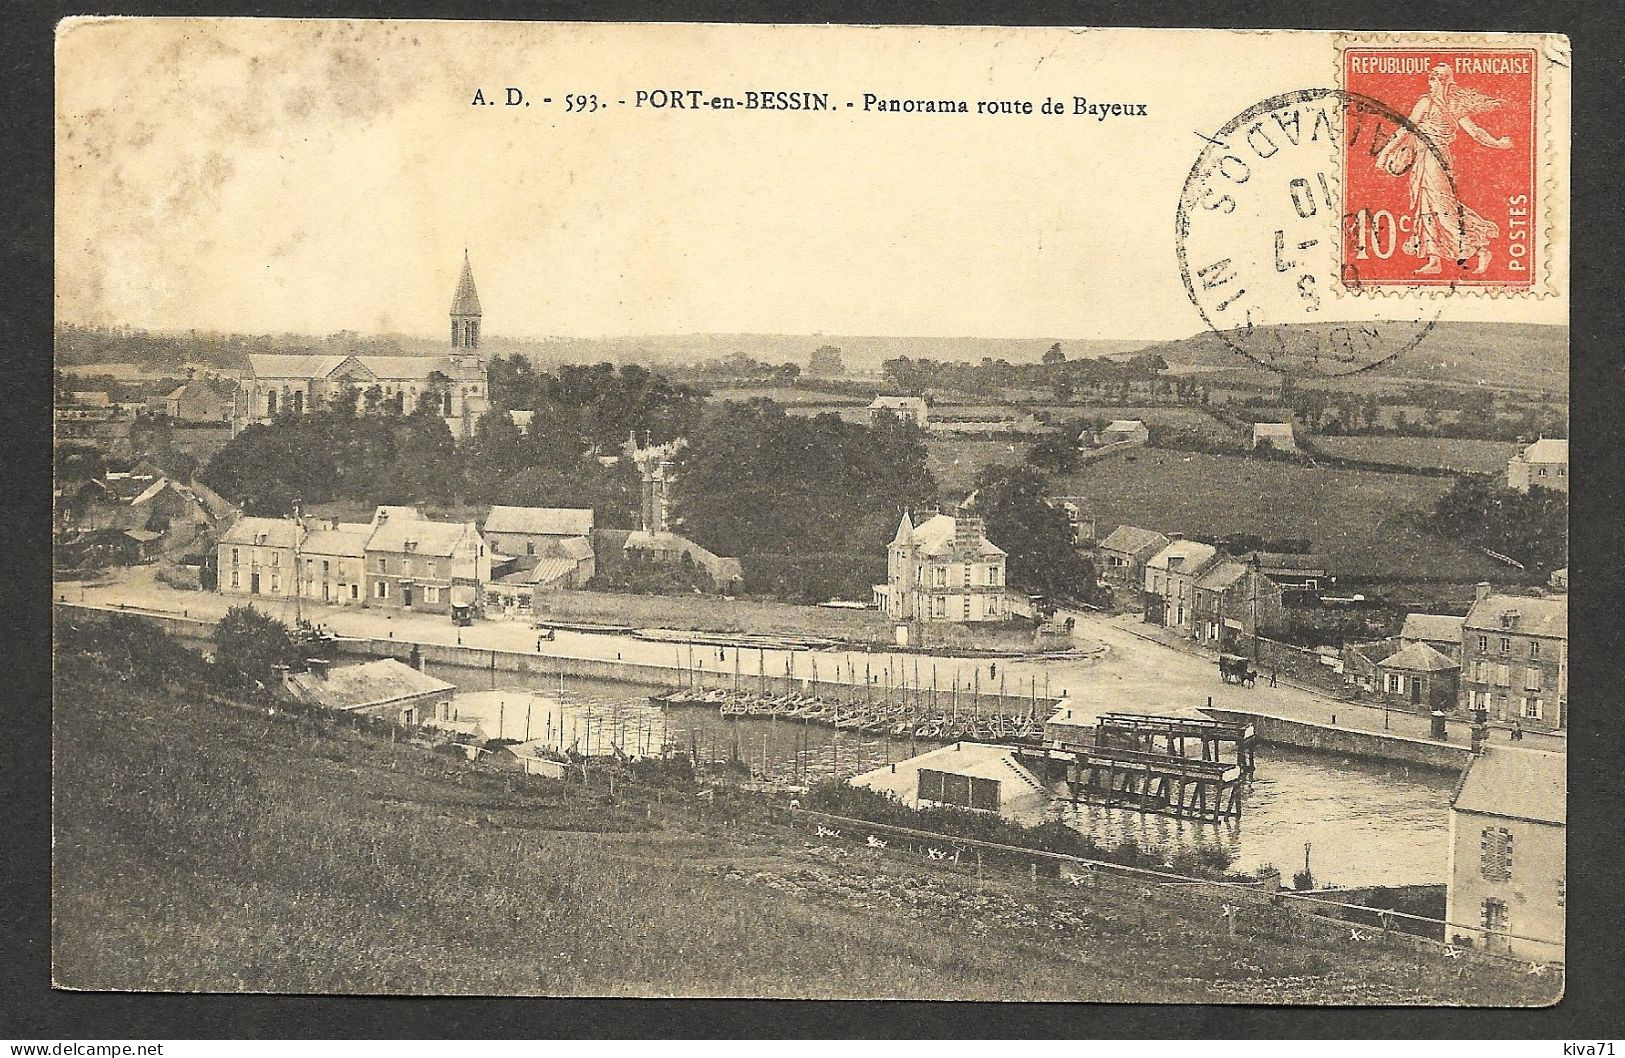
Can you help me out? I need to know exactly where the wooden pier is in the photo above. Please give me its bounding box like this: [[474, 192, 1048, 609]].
[[1065, 745, 1244, 821], [1091, 711, 1256, 775]]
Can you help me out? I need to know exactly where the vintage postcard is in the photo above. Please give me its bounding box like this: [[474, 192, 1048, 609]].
[[52, 20, 1569, 1003]]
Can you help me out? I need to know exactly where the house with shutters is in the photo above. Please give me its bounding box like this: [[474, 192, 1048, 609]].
[[1445, 745, 1565, 961], [363, 508, 490, 614], [1374, 641, 1461, 715], [298, 524, 372, 606], [873, 512, 1011, 623], [1459, 584, 1567, 729]]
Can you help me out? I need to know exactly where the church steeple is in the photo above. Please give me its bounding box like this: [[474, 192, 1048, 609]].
[[450, 249, 482, 349]]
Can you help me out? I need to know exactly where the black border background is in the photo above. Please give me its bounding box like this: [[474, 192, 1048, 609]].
[[5, 0, 1622, 1039]]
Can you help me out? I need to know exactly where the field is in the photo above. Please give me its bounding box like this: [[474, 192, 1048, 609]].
[[1050, 449, 1507, 582], [51, 621, 1558, 1003], [1311, 436, 1521, 475], [925, 438, 1029, 496]]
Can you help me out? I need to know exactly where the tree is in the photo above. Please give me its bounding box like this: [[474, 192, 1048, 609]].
[[211, 606, 301, 690], [1042, 342, 1066, 365], [1025, 432, 1079, 474], [969, 464, 1098, 603], [809, 344, 845, 375]]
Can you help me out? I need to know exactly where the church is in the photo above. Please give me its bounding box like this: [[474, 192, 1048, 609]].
[[232, 253, 493, 440]]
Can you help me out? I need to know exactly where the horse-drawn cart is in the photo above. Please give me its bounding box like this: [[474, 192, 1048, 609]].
[[1218, 653, 1257, 687]]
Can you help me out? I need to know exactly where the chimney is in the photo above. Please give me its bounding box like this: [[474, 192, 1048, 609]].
[[1470, 720, 1490, 756], [306, 657, 331, 679], [1475, 582, 1492, 603]]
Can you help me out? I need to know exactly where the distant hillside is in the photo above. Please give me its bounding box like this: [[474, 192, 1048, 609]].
[[1127, 322, 1568, 397]]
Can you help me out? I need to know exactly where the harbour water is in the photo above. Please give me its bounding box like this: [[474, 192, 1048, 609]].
[[431, 663, 1456, 888]]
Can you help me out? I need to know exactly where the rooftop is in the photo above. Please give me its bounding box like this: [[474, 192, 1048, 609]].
[[1099, 525, 1169, 555], [1147, 539, 1218, 571], [1517, 437, 1568, 464], [219, 516, 302, 549], [1376, 641, 1460, 673], [902, 513, 1006, 559], [484, 505, 594, 538], [301, 526, 371, 558], [1452, 745, 1565, 825], [1464, 592, 1567, 640], [1246, 551, 1329, 573], [368, 517, 476, 557], [1400, 613, 1466, 644], [287, 659, 454, 712], [1195, 559, 1250, 592]]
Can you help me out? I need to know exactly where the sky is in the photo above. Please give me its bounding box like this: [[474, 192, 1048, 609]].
[[55, 21, 1569, 341]]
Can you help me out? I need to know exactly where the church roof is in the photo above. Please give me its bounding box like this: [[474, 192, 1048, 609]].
[[451, 252, 482, 317], [244, 353, 482, 383]]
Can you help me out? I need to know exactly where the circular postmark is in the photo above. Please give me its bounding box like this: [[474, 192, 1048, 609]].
[[1175, 88, 1459, 378]]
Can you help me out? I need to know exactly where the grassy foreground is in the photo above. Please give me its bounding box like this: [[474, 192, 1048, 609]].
[[53, 621, 1559, 1002]]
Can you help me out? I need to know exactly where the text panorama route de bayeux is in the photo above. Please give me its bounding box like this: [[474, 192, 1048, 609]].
[[468, 86, 1150, 119]]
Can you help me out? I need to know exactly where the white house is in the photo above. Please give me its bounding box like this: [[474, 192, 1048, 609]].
[[874, 512, 1011, 623], [1252, 422, 1296, 451], [867, 395, 929, 428]]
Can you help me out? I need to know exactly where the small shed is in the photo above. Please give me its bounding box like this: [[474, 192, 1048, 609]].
[[850, 742, 1051, 819]]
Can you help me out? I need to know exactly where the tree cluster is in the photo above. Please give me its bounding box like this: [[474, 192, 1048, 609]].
[[673, 402, 937, 562], [968, 463, 1100, 605], [1426, 476, 1568, 574]]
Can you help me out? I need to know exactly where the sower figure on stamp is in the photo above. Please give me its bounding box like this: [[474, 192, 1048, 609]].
[[1375, 64, 1512, 275]]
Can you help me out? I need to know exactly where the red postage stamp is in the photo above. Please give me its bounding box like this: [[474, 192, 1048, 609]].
[[1342, 46, 1538, 289]]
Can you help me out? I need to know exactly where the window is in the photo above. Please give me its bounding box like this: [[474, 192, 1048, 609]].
[[1525, 698, 1544, 720], [1525, 666, 1542, 691], [230, 571, 239, 588], [271, 551, 279, 567], [1480, 827, 1513, 881], [933, 567, 947, 588], [230, 547, 240, 566], [350, 584, 359, 600], [1493, 664, 1510, 687], [377, 557, 387, 573], [1499, 637, 1511, 655], [1558, 879, 1566, 908], [1481, 898, 1508, 933], [1385, 673, 1402, 694], [1530, 639, 1541, 658], [375, 581, 388, 599], [424, 585, 440, 604], [270, 574, 279, 592], [1473, 660, 1487, 683], [932, 596, 945, 619], [1477, 635, 1488, 653], [526, 542, 535, 556]]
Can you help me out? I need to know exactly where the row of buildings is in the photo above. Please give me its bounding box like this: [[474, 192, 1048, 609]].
[[218, 503, 600, 617], [1344, 581, 1569, 730], [1097, 523, 1327, 649]]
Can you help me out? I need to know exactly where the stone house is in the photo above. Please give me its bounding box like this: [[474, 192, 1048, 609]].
[[874, 512, 1011, 623], [1446, 745, 1564, 961], [364, 510, 490, 614], [298, 524, 372, 606], [218, 516, 302, 597], [1506, 437, 1568, 493], [1098, 419, 1149, 446], [1143, 538, 1219, 633], [1459, 584, 1567, 729], [482, 505, 595, 558], [1374, 641, 1461, 714], [1192, 559, 1283, 648], [158, 379, 233, 424], [1097, 525, 1169, 595]]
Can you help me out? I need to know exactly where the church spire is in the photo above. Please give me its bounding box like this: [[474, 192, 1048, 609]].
[[450, 250, 481, 349]]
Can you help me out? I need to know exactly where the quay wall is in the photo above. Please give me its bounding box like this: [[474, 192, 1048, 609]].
[[55, 604, 1060, 711], [1201, 707, 1472, 773]]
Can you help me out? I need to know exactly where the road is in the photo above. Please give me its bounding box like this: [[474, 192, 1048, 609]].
[[56, 567, 1563, 753]]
